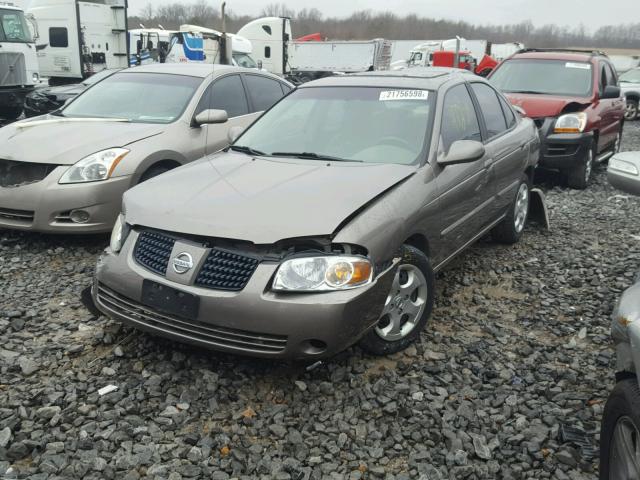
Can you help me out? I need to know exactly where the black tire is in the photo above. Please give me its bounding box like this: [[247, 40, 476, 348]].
[[139, 165, 171, 183], [492, 174, 531, 244], [359, 245, 435, 356], [566, 139, 595, 190], [600, 378, 640, 480], [625, 99, 639, 122], [0, 105, 23, 120]]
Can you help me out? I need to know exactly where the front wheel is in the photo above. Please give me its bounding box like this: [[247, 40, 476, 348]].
[[567, 140, 595, 190], [625, 99, 639, 121], [491, 175, 530, 244], [359, 245, 435, 356], [600, 378, 640, 480]]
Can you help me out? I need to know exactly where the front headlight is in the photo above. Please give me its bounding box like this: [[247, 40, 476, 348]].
[[609, 158, 640, 176], [109, 214, 130, 253], [273, 256, 373, 291], [554, 112, 587, 133], [59, 148, 130, 184]]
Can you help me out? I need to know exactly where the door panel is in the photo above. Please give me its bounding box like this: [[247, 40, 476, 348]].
[[434, 84, 494, 261]]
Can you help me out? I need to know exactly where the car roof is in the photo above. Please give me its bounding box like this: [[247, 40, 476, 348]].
[[509, 51, 602, 63], [124, 63, 252, 79], [302, 67, 475, 89]]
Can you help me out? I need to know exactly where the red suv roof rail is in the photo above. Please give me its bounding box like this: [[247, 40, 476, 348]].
[[516, 48, 608, 57]]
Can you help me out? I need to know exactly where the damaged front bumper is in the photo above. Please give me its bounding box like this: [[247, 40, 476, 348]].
[[92, 230, 398, 359]]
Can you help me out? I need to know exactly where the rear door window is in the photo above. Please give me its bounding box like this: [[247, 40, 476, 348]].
[[211, 74, 249, 118], [244, 74, 285, 112], [470, 83, 508, 140], [499, 95, 517, 128], [440, 84, 482, 153]]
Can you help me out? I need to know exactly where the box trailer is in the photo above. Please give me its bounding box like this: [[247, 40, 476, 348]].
[[28, 0, 129, 84], [0, 2, 39, 119], [237, 17, 392, 83]]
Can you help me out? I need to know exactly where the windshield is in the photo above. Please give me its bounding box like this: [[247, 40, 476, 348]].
[[620, 69, 640, 84], [235, 86, 434, 165], [63, 72, 202, 123], [233, 52, 257, 69], [490, 59, 593, 97], [0, 8, 32, 43]]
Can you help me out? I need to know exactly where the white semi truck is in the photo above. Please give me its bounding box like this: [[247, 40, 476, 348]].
[[0, 2, 39, 119], [237, 17, 392, 83], [27, 0, 129, 84]]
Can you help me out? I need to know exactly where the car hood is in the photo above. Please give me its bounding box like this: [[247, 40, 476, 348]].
[[32, 84, 85, 98], [504, 93, 592, 118], [0, 117, 165, 165], [124, 152, 417, 244]]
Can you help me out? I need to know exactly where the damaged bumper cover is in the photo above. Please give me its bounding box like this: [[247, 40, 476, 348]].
[[92, 230, 398, 359], [536, 118, 594, 170]]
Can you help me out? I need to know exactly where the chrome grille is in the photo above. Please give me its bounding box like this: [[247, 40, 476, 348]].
[[0, 52, 27, 87], [96, 283, 288, 354]]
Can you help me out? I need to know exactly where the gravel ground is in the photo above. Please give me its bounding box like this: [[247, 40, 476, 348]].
[[1, 122, 639, 480]]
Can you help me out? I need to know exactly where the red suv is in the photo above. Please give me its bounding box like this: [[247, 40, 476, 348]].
[[489, 49, 625, 189]]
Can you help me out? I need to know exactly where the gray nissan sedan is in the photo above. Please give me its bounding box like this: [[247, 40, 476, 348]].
[[93, 68, 540, 359], [0, 64, 291, 232]]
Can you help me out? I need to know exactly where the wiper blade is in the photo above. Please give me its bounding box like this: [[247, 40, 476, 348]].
[[271, 151, 362, 163], [229, 145, 268, 156]]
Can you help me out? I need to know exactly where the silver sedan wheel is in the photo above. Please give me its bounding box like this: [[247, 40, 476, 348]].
[[610, 416, 640, 480], [625, 102, 638, 121], [375, 264, 428, 342], [514, 183, 529, 234]]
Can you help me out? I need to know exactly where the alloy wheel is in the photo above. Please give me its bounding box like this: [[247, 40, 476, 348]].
[[610, 416, 640, 480], [375, 264, 428, 342], [625, 102, 638, 121], [514, 183, 529, 233]]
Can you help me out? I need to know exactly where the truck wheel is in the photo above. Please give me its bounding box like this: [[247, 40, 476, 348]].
[[359, 245, 434, 356], [492, 174, 530, 244], [625, 99, 639, 121], [567, 140, 595, 190], [599, 378, 640, 480], [0, 105, 23, 121]]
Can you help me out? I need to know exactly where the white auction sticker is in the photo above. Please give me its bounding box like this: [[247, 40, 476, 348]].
[[565, 62, 591, 70], [379, 90, 429, 101]]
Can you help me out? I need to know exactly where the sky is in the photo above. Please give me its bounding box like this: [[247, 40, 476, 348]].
[[124, 0, 635, 29]]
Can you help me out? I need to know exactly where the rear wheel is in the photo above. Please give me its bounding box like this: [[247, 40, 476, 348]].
[[625, 99, 639, 121], [359, 245, 434, 356], [600, 378, 640, 480], [567, 140, 595, 190]]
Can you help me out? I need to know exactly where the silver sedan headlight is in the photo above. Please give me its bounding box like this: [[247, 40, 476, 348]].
[[109, 214, 130, 253], [59, 148, 130, 184], [273, 256, 373, 292]]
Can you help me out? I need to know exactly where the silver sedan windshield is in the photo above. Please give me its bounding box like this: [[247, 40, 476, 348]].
[[236, 86, 434, 165]]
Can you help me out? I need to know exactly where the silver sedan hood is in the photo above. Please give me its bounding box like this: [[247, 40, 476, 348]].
[[124, 152, 416, 244], [0, 116, 164, 165]]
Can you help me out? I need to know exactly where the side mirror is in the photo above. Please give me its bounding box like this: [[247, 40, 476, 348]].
[[227, 125, 245, 144], [608, 151, 640, 196], [602, 85, 621, 100], [438, 140, 486, 167], [193, 109, 228, 127]]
